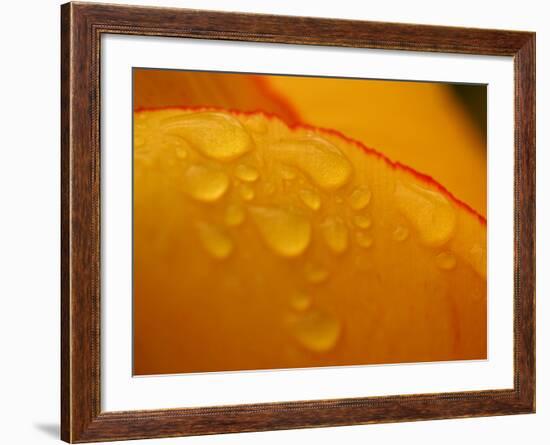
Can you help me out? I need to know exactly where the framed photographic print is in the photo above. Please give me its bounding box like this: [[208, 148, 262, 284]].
[[61, 2, 535, 442]]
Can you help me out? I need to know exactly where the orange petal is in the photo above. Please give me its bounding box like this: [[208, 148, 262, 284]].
[[133, 108, 486, 375]]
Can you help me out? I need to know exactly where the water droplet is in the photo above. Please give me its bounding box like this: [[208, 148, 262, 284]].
[[224, 204, 245, 227], [356, 232, 374, 248], [234, 164, 259, 182], [392, 225, 409, 242], [394, 180, 456, 247], [289, 309, 341, 352], [304, 262, 329, 284], [239, 184, 255, 201], [161, 111, 253, 161], [299, 189, 321, 211], [270, 136, 352, 190], [183, 165, 229, 203], [321, 217, 349, 254], [290, 292, 311, 311], [436, 251, 456, 270], [468, 244, 486, 278], [353, 215, 371, 229], [196, 222, 233, 259], [249, 207, 311, 257], [348, 186, 372, 210]]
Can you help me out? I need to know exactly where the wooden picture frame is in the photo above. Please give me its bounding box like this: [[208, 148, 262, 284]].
[[61, 2, 535, 442]]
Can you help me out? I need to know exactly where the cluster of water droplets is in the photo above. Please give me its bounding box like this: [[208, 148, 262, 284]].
[[137, 110, 486, 353]]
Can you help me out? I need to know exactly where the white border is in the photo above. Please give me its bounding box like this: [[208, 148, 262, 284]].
[[101, 34, 514, 411]]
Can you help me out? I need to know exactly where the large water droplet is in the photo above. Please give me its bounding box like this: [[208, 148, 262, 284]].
[[394, 180, 456, 247], [321, 217, 349, 254], [196, 222, 233, 259], [161, 112, 253, 161], [234, 164, 259, 182], [290, 309, 341, 352], [224, 204, 245, 227], [270, 136, 352, 190], [436, 251, 457, 270], [249, 207, 311, 257], [348, 186, 372, 210], [183, 165, 229, 203], [299, 189, 321, 211]]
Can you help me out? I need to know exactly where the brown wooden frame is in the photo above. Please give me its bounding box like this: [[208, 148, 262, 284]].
[[61, 1, 536, 442]]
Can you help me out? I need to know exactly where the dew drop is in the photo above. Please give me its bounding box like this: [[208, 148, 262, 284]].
[[436, 251, 457, 270], [224, 204, 245, 227], [290, 309, 341, 352], [304, 262, 329, 284], [394, 180, 456, 247], [161, 111, 253, 161], [249, 207, 311, 257], [234, 164, 259, 182], [239, 184, 255, 201], [196, 222, 233, 259], [348, 186, 372, 210], [270, 136, 352, 190], [290, 292, 312, 311], [468, 244, 486, 278], [392, 225, 409, 242], [321, 217, 349, 254], [299, 189, 321, 211], [183, 165, 229, 203], [356, 232, 374, 249], [353, 215, 371, 229]]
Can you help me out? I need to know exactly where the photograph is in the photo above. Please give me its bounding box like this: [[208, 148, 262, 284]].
[[55, 2, 537, 441], [0, 0, 543, 442], [133, 69, 488, 376]]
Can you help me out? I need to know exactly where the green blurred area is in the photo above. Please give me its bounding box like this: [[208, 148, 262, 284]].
[[451, 84, 487, 145]]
